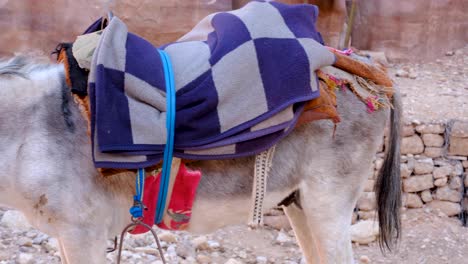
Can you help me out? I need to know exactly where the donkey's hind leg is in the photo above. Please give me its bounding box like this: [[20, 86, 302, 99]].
[[296, 180, 358, 264], [283, 203, 324, 264]]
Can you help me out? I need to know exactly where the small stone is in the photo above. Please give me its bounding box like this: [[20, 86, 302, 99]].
[[196, 254, 211, 264], [445, 51, 455, 56], [434, 177, 448, 187], [408, 72, 418, 79], [16, 237, 33, 247], [435, 186, 462, 202], [427, 201, 461, 217], [415, 124, 445, 134], [403, 174, 434, 192], [433, 166, 453, 179], [400, 163, 413, 178], [359, 255, 371, 264], [158, 231, 177, 243], [350, 220, 379, 244], [276, 231, 293, 245], [43, 238, 59, 252], [402, 125, 415, 137], [358, 210, 377, 220], [422, 134, 445, 147], [0, 210, 31, 230], [256, 256, 268, 264], [449, 176, 463, 190], [453, 162, 464, 176], [403, 193, 423, 208], [395, 69, 409, 78], [166, 244, 178, 261], [414, 158, 434, 174], [134, 247, 158, 255], [375, 158, 384, 171], [447, 155, 468, 161], [434, 159, 451, 167], [32, 234, 49, 245], [176, 240, 196, 259], [264, 215, 291, 231], [237, 250, 248, 259], [357, 192, 376, 211], [421, 190, 433, 203], [401, 135, 424, 154], [16, 253, 34, 264], [424, 147, 444, 158], [462, 161, 468, 168], [25, 231, 38, 239], [207, 240, 220, 250], [225, 259, 243, 264], [192, 236, 209, 251], [407, 155, 415, 170]]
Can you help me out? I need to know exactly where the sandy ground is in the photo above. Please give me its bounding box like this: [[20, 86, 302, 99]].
[[0, 46, 466, 264]]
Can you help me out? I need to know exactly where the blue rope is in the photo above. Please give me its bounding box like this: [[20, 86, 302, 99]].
[[155, 49, 176, 224], [129, 168, 145, 218]]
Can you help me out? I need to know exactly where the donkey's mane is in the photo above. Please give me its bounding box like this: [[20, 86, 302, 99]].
[[0, 56, 53, 79]]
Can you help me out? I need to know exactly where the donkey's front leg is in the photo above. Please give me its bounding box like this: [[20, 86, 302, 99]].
[[57, 224, 108, 264]]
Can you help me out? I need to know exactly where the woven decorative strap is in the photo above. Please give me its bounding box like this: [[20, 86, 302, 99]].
[[249, 146, 276, 227]]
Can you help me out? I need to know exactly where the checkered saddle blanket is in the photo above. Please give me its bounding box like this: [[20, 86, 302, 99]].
[[90, 0, 335, 169]]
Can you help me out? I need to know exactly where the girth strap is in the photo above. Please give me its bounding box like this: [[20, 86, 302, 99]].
[[249, 146, 276, 227]]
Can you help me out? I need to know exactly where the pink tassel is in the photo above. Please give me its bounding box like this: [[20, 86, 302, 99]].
[[366, 97, 376, 113]]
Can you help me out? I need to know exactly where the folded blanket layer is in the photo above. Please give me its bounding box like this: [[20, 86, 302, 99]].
[[89, 0, 335, 168]]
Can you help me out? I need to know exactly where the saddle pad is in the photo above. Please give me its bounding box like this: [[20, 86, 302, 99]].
[[89, 0, 335, 169], [130, 161, 202, 233]]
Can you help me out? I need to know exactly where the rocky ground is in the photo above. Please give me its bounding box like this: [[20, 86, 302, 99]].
[[1, 207, 468, 264], [0, 46, 466, 264]]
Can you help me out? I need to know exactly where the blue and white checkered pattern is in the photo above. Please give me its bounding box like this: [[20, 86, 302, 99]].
[[89, 0, 335, 169]]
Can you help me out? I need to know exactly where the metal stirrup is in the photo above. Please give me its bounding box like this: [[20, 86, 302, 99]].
[[116, 218, 167, 264]]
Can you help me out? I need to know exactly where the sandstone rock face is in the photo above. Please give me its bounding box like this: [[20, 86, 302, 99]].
[[353, 0, 468, 62], [0, 0, 231, 57], [401, 135, 424, 155]]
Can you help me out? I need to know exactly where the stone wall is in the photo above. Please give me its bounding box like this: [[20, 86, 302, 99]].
[[356, 120, 468, 222]]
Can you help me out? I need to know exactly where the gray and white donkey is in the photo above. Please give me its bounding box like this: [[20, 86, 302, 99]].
[[0, 56, 401, 264]]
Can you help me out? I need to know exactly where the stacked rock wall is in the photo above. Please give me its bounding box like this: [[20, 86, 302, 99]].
[[356, 121, 468, 221]]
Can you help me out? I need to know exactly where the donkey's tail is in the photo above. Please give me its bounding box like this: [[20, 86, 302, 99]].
[[374, 89, 402, 251]]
